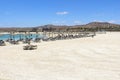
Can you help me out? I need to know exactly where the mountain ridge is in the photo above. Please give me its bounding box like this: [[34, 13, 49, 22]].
[[0, 22, 120, 32]]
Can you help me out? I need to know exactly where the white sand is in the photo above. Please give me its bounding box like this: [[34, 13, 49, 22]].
[[0, 32, 120, 80]]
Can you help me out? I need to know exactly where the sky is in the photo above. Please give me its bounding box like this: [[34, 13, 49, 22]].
[[0, 0, 120, 27]]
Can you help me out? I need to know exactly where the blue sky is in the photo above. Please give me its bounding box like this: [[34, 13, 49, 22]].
[[0, 0, 120, 27]]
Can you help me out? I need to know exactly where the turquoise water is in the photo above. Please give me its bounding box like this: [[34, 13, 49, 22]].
[[0, 34, 44, 40]]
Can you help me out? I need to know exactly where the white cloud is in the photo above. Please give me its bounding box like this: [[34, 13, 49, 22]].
[[74, 20, 82, 24], [93, 20, 120, 24], [108, 20, 117, 23], [52, 20, 66, 25], [93, 20, 103, 22], [56, 11, 69, 15]]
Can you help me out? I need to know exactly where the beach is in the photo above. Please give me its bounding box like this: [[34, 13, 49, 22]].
[[0, 32, 120, 80]]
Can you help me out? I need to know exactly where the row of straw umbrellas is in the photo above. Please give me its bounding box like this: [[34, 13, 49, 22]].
[[0, 31, 96, 48]]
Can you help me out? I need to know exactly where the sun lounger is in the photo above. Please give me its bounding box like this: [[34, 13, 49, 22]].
[[0, 40, 6, 46], [23, 45, 37, 50]]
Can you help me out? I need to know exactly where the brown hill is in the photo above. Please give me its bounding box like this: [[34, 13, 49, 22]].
[[0, 22, 120, 32], [85, 22, 120, 28]]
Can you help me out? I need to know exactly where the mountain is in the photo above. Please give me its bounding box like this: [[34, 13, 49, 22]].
[[36, 24, 72, 28], [36, 22, 120, 29], [84, 22, 120, 28], [0, 22, 120, 32]]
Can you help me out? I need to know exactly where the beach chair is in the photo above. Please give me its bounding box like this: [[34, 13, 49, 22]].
[[0, 40, 6, 46], [10, 40, 19, 45], [23, 45, 37, 50]]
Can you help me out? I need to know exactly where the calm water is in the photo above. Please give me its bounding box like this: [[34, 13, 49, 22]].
[[0, 34, 44, 40]]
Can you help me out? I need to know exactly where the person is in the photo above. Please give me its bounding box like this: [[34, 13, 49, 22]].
[[92, 35, 94, 38], [28, 40, 30, 45]]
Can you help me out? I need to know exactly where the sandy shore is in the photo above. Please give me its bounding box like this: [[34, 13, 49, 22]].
[[0, 32, 120, 80]]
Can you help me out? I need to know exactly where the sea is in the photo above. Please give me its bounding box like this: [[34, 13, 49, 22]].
[[0, 34, 44, 41]]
